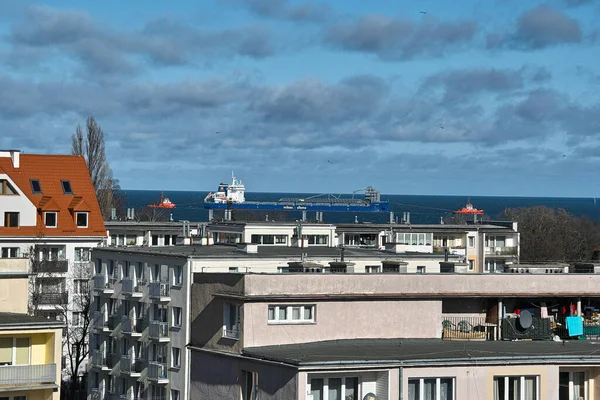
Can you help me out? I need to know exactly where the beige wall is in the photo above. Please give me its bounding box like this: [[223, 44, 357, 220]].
[[243, 300, 441, 347], [0, 258, 30, 313], [243, 273, 600, 297]]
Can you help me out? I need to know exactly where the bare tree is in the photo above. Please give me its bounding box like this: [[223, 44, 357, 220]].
[[136, 206, 170, 222], [72, 117, 121, 220]]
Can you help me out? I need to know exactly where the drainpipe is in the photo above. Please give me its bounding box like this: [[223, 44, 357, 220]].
[[399, 366, 403, 400]]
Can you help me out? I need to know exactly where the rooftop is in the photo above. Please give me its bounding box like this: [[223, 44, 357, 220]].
[[0, 312, 65, 329], [242, 338, 600, 366]]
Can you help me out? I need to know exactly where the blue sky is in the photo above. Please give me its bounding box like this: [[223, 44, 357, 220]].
[[1, 0, 599, 196]]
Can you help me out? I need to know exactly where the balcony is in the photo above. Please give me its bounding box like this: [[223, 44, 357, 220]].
[[441, 316, 497, 340], [147, 362, 168, 383], [93, 275, 117, 293], [91, 349, 107, 368], [485, 246, 518, 256], [36, 292, 68, 305], [121, 317, 145, 335], [149, 281, 170, 301], [120, 356, 145, 375], [0, 363, 57, 386], [223, 328, 240, 339], [32, 259, 69, 273], [149, 321, 169, 341], [122, 278, 144, 297], [90, 388, 102, 400]]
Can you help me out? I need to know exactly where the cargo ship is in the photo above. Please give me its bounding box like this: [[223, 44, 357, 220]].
[[204, 173, 390, 213]]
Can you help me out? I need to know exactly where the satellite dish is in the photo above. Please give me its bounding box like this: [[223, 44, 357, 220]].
[[363, 394, 378, 400], [519, 310, 533, 329]]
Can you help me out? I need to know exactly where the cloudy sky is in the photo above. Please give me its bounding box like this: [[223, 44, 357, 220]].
[[0, 0, 599, 196]]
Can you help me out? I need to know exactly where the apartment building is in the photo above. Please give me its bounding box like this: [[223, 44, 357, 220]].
[[0, 257, 64, 400], [190, 271, 600, 400], [0, 150, 106, 376], [104, 221, 204, 247]]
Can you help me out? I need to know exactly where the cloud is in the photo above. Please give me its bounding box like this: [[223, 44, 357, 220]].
[[236, 0, 333, 23], [5, 5, 276, 79], [563, 0, 593, 7], [324, 14, 477, 60], [487, 5, 582, 50]]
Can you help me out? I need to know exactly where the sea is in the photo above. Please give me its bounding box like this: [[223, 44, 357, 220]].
[[120, 190, 600, 224]]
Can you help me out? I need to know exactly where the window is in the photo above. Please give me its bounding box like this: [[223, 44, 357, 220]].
[[44, 212, 57, 228], [74, 247, 90, 262], [0, 337, 30, 366], [417, 266, 426, 274], [173, 266, 183, 285], [3, 212, 19, 227], [1, 247, 19, 258], [275, 235, 287, 244], [366, 265, 380, 273], [171, 347, 181, 368], [76, 212, 88, 227], [223, 303, 240, 339], [171, 389, 181, 400], [74, 279, 89, 294], [229, 267, 239, 273], [14, 396, 27, 400], [0, 179, 17, 195], [468, 260, 475, 271], [72, 312, 82, 327], [468, 236, 475, 248], [172, 307, 182, 327], [306, 235, 328, 245], [493, 376, 538, 400], [559, 371, 587, 400], [61, 180, 73, 194], [268, 305, 315, 323], [309, 377, 357, 400], [409, 378, 454, 400], [126, 235, 136, 246], [123, 261, 130, 278], [30, 179, 42, 194], [164, 235, 171, 246], [152, 235, 159, 246], [242, 371, 259, 400]]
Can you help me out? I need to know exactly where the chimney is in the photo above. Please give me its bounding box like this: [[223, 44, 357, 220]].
[[10, 150, 20, 168]]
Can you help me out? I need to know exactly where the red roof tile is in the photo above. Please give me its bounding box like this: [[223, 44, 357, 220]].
[[0, 154, 106, 238]]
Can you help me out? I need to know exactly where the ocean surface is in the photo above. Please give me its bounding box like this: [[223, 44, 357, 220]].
[[120, 190, 600, 224]]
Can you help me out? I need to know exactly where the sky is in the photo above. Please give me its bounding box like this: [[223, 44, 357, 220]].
[[0, 0, 599, 197]]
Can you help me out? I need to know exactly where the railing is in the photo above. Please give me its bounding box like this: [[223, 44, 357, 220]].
[[223, 328, 240, 339], [442, 316, 495, 340], [36, 292, 68, 305], [32, 259, 69, 273], [93, 275, 117, 291], [122, 278, 144, 296], [92, 311, 105, 330], [120, 356, 145, 374], [90, 388, 102, 400], [0, 363, 56, 385], [485, 246, 518, 256], [107, 314, 119, 330], [149, 282, 170, 298], [147, 362, 168, 381], [149, 321, 169, 340], [91, 349, 106, 367], [121, 317, 146, 334], [502, 315, 600, 341]]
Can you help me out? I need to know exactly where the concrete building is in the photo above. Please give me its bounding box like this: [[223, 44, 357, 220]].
[[104, 221, 204, 248], [0, 150, 106, 376], [0, 257, 64, 400], [190, 272, 600, 400]]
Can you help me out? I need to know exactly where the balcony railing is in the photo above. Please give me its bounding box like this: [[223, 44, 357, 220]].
[[149, 282, 170, 299], [0, 363, 56, 385], [120, 356, 145, 374], [32, 259, 69, 273], [90, 388, 102, 400], [91, 349, 106, 367], [223, 328, 240, 339], [485, 246, 518, 256], [121, 317, 146, 334], [36, 292, 68, 305], [122, 278, 144, 296], [93, 275, 117, 291], [148, 321, 169, 340], [147, 362, 168, 381], [442, 316, 496, 340]]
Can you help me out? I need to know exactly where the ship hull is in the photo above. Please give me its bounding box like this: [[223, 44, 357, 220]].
[[203, 201, 390, 212]]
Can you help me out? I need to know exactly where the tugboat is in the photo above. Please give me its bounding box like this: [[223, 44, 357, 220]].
[[454, 199, 484, 215], [148, 193, 176, 209]]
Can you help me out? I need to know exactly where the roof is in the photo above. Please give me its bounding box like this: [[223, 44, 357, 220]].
[[0, 312, 65, 328], [0, 154, 106, 237], [94, 244, 464, 260], [242, 338, 600, 366]]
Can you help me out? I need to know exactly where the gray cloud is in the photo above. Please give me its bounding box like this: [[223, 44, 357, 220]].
[[236, 0, 333, 23], [563, 0, 593, 7], [325, 14, 477, 60], [487, 5, 582, 50]]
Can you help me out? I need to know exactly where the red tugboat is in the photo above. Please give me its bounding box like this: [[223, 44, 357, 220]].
[[454, 199, 484, 215], [148, 193, 176, 209]]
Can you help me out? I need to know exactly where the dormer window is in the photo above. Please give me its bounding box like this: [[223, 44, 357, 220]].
[[76, 212, 88, 228], [61, 180, 73, 195], [30, 179, 42, 194], [0, 179, 17, 195], [45, 212, 57, 228]]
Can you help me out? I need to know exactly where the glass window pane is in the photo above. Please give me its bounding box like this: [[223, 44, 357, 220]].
[[0, 338, 12, 364], [440, 378, 453, 400], [424, 378, 435, 400], [572, 372, 585, 400], [15, 338, 29, 365], [304, 306, 313, 320], [509, 377, 520, 400], [493, 377, 504, 400], [268, 307, 275, 321], [328, 378, 341, 400], [292, 307, 301, 320], [345, 377, 358, 400], [310, 378, 323, 400], [524, 376, 536, 400], [279, 307, 287, 320], [408, 379, 420, 400]]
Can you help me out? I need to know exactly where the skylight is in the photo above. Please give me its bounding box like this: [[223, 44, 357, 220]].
[[61, 180, 73, 195], [30, 179, 42, 194]]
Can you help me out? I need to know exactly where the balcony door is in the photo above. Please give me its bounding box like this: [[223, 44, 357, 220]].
[[559, 371, 587, 400]]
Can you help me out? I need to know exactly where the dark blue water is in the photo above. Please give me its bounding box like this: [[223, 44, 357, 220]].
[[120, 190, 600, 224]]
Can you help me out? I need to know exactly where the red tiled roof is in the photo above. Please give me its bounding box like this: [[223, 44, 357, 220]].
[[0, 154, 106, 238]]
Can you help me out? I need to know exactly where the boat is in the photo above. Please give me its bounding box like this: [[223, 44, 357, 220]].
[[148, 193, 176, 209], [454, 199, 484, 215], [204, 173, 391, 213]]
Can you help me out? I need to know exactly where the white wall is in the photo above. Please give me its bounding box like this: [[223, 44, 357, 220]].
[[0, 174, 37, 227]]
